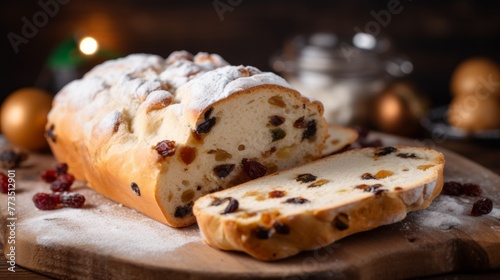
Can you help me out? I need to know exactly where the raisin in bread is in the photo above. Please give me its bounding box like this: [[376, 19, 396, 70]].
[[45, 51, 329, 227], [193, 146, 445, 260]]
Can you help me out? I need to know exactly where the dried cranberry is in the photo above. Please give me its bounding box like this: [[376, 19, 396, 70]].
[[50, 174, 75, 192], [241, 159, 267, 179], [40, 170, 57, 183], [155, 140, 176, 157], [296, 173, 317, 183], [283, 197, 309, 204], [0, 149, 27, 169], [441, 181, 464, 196], [0, 173, 8, 194], [471, 198, 493, 216], [213, 164, 236, 178], [463, 183, 482, 197], [61, 193, 85, 208], [55, 163, 68, 175], [33, 193, 59, 210]]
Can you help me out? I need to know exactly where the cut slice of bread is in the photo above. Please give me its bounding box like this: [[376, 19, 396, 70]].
[[193, 146, 445, 260], [322, 125, 358, 157]]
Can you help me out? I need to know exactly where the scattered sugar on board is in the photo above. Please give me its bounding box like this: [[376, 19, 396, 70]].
[[412, 194, 499, 231], [24, 203, 199, 258]]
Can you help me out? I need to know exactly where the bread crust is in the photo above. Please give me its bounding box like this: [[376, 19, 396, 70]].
[[194, 146, 445, 260]]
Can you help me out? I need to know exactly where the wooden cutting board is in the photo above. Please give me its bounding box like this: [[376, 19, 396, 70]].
[[1, 134, 500, 280]]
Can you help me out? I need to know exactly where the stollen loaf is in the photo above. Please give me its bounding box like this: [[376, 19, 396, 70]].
[[193, 146, 445, 260], [45, 51, 330, 227]]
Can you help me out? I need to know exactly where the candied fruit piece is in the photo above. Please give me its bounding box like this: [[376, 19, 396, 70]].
[[268, 95, 286, 108], [269, 190, 286, 198], [375, 170, 394, 179], [271, 128, 287, 142], [208, 149, 232, 161], [180, 146, 196, 164], [307, 179, 329, 188], [181, 190, 195, 203]]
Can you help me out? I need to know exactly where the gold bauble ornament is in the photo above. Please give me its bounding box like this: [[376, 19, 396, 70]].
[[371, 81, 429, 136], [448, 94, 500, 132], [450, 57, 500, 97], [1, 87, 53, 150]]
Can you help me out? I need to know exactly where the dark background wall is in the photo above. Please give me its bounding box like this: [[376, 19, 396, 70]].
[[1, 0, 499, 107]]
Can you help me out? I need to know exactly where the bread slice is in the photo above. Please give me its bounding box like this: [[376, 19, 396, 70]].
[[193, 146, 445, 260], [322, 125, 358, 157], [45, 52, 329, 227]]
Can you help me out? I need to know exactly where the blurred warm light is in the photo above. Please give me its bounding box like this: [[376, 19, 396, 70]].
[[353, 33, 376, 50], [79, 37, 99, 55]]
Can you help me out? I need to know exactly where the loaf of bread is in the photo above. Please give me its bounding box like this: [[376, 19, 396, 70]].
[[45, 51, 331, 227], [193, 146, 445, 260]]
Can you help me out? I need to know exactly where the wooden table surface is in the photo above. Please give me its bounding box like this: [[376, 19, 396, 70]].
[[1, 136, 499, 279]]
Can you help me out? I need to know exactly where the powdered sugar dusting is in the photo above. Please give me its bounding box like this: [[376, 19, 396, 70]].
[[25, 201, 200, 257], [177, 65, 296, 113]]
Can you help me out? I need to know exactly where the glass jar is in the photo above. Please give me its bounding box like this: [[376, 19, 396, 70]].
[[271, 32, 413, 126]]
